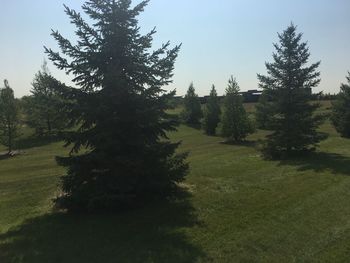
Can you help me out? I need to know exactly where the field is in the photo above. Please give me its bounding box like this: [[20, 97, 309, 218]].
[[1, 101, 350, 262]]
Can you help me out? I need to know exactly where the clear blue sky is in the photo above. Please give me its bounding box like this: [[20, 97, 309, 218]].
[[0, 0, 349, 97]]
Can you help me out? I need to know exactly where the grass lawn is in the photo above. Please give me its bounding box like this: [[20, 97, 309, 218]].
[[1, 102, 350, 262]]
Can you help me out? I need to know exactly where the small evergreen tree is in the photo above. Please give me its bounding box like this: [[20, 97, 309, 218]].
[[255, 91, 273, 130], [203, 85, 221, 135], [332, 72, 350, 137], [258, 24, 325, 157], [182, 83, 202, 125], [222, 76, 253, 142], [45, 0, 188, 212], [23, 61, 69, 135], [0, 80, 20, 154]]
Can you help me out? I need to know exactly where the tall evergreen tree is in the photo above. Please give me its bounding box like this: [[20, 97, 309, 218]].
[[332, 72, 350, 137], [0, 80, 20, 154], [45, 0, 188, 212], [258, 24, 325, 157], [221, 76, 253, 142], [255, 91, 273, 130], [23, 61, 69, 135], [203, 85, 221, 135], [182, 83, 202, 125]]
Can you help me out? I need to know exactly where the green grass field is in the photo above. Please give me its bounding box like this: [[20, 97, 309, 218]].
[[1, 101, 350, 262]]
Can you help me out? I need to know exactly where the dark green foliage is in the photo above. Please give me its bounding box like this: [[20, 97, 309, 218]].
[[182, 83, 202, 125], [45, 0, 188, 212], [255, 91, 273, 130], [221, 76, 254, 142], [258, 24, 325, 157], [203, 85, 221, 135], [332, 72, 350, 137], [0, 80, 20, 154], [23, 61, 69, 136]]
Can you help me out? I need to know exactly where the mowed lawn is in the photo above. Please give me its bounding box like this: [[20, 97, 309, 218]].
[[1, 102, 350, 262]]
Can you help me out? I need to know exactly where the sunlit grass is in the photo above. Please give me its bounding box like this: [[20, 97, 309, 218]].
[[1, 100, 350, 262]]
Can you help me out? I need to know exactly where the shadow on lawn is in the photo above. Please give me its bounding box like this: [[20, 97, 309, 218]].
[[186, 123, 202, 130], [0, 195, 204, 263], [220, 139, 258, 148], [16, 135, 60, 150], [279, 151, 350, 176], [0, 154, 10, 161]]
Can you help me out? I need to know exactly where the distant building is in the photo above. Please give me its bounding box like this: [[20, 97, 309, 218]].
[[239, 90, 263, 103], [199, 90, 263, 104], [181, 87, 315, 105]]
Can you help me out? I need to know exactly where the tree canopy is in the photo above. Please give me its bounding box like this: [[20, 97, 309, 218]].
[[221, 76, 253, 142], [203, 85, 221, 135], [45, 0, 188, 212], [257, 24, 325, 157], [254, 91, 273, 130], [0, 80, 20, 154], [23, 61, 69, 135], [182, 83, 202, 125], [332, 72, 350, 138]]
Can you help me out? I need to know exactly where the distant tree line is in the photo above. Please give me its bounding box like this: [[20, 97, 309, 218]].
[[181, 24, 350, 158]]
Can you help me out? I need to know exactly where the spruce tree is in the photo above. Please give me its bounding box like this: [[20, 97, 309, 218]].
[[332, 72, 350, 137], [203, 85, 221, 135], [0, 80, 20, 154], [182, 83, 202, 125], [45, 0, 188, 212], [221, 76, 253, 142], [255, 91, 273, 130], [258, 24, 325, 157], [23, 61, 69, 135]]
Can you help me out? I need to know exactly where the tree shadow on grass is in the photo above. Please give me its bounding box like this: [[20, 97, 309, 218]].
[[278, 151, 350, 176], [0, 151, 22, 161], [0, 153, 10, 161], [220, 139, 258, 148], [16, 135, 61, 150], [0, 194, 205, 263], [186, 123, 202, 130]]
